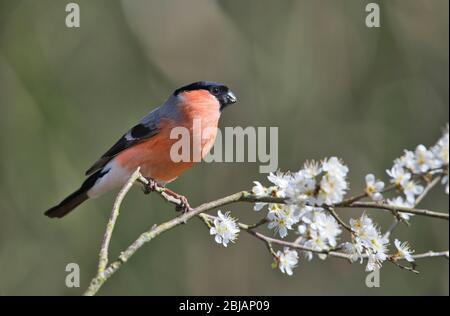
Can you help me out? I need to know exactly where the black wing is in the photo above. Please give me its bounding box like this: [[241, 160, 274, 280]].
[[85, 122, 159, 176]]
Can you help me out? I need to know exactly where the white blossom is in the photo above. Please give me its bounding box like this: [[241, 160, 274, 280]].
[[365, 174, 385, 202], [414, 144, 438, 173], [209, 211, 240, 247], [276, 247, 299, 276], [312, 212, 342, 248], [286, 169, 317, 205], [365, 235, 389, 272], [302, 230, 329, 260], [366, 252, 381, 272], [252, 181, 267, 197], [432, 126, 449, 194], [294, 209, 342, 260], [251, 181, 284, 211], [302, 160, 322, 178], [317, 173, 348, 205], [387, 165, 411, 187], [322, 157, 349, 178], [267, 204, 299, 238], [432, 127, 449, 168], [402, 180, 424, 204], [350, 213, 375, 237], [267, 171, 290, 197], [252, 181, 269, 211], [393, 239, 415, 262], [316, 157, 349, 205]]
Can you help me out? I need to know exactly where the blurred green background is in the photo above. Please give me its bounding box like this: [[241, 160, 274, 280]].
[[0, 0, 448, 296]]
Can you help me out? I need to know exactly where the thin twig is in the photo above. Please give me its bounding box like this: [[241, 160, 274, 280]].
[[324, 206, 354, 234], [411, 251, 449, 260], [84, 187, 248, 295], [388, 258, 419, 274], [98, 168, 142, 274], [345, 202, 448, 220]]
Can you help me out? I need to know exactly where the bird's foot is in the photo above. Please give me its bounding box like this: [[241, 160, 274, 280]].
[[162, 187, 192, 213], [175, 195, 191, 214], [141, 177, 158, 195]]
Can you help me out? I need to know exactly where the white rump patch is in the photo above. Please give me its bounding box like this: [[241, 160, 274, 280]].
[[87, 160, 131, 198]]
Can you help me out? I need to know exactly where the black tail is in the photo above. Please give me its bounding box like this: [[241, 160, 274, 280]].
[[44, 188, 89, 218], [45, 170, 106, 218]]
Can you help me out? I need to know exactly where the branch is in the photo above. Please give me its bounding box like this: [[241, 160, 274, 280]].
[[84, 168, 448, 295], [84, 173, 250, 295], [411, 251, 449, 260], [97, 168, 142, 274], [343, 202, 448, 220], [323, 206, 354, 234], [235, 194, 449, 220]]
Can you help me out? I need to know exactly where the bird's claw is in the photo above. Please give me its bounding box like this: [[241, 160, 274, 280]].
[[142, 177, 157, 194], [175, 195, 191, 214]]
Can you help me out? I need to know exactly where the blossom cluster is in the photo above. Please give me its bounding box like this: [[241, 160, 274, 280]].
[[250, 158, 350, 273], [207, 125, 448, 277], [387, 125, 449, 206], [296, 208, 342, 260], [252, 157, 349, 239], [343, 213, 415, 271], [346, 213, 390, 271], [383, 125, 449, 222], [342, 123, 448, 272]]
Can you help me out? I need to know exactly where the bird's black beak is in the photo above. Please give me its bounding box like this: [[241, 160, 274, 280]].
[[220, 91, 237, 111], [226, 91, 237, 104]]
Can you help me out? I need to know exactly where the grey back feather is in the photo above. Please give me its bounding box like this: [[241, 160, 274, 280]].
[[85, 95, 181, 176]]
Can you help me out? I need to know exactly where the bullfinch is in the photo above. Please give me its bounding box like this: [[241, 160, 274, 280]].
[[45, 81, 237, 218]]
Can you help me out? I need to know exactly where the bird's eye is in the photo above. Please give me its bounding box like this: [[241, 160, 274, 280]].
[[211, 87, 221, 95]]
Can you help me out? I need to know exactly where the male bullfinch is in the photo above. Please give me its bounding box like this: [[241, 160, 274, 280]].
[[45, 81, 237, 218]]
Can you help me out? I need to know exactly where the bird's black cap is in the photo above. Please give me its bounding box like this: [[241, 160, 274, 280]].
[[174, 81, 237, 110]]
